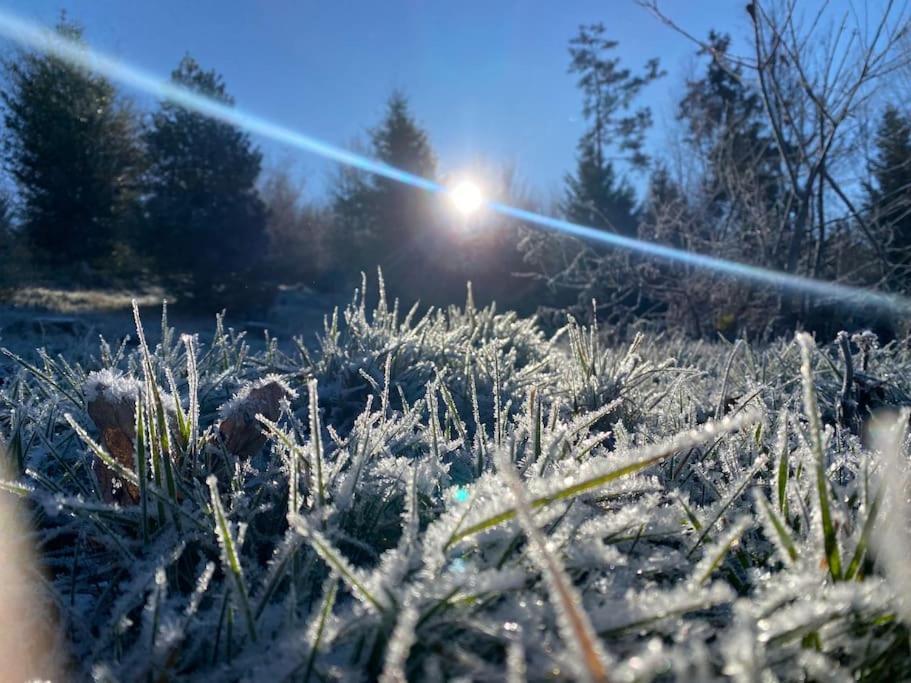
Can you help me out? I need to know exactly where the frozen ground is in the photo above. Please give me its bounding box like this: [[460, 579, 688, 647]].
[[0, 284, 342, 360], [5, 282, 911, 680]]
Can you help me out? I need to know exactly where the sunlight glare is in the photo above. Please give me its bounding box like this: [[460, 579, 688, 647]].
[[449, 180, 484, 216]]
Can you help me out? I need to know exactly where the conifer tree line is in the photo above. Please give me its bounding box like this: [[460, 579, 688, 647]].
[[1, 4, 911, 337]]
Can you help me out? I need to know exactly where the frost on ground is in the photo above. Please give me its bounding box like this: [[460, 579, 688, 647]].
[[0, 283, 339, 358], [1, 275, 910, 681], [3, 286, 166, 314]]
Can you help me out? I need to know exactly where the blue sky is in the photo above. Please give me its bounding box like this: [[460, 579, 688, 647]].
[[3, 1, 755, 201]]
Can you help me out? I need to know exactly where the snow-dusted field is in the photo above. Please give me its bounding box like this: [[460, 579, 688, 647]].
[[0, 285, 340, 360], [2, 280, 911, 680]]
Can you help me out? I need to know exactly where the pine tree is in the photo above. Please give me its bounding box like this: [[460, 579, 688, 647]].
[[369, 91, 436, 246], [562, 139, 637, 234], [143, 56, 269, 312], [371, 92, 436, 176], [562, 24, 662, 236], [867, 106, 911, 290], [332, 92, 437, 293], [331, 163, 374, 263], [678, 32, 782, 228], [1, 17, 143, 269]]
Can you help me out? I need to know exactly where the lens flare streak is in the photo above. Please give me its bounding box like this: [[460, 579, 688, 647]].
[[0, 10, 440, 194], [492, 202, 908, 313], [0, 8, 906, 315]]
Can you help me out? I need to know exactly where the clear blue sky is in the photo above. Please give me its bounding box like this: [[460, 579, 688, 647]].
[[3, 1, 756, 201]]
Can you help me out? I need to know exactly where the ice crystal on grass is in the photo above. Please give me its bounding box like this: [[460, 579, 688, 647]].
[[2, 277, 911, 679], [83, 368, 142, 404]]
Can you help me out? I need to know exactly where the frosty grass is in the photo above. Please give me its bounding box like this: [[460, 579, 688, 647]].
[[1, 276, 910, 681]]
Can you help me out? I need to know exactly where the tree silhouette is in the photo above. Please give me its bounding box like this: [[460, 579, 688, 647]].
[[868, 106, 911, 290], [1, 17, 142, 269], [332, 91, 438, 295], [143, 56, 269, 312], [562, 24, 662, 236]]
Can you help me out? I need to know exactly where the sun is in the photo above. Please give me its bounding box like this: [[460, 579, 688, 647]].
[[449, 180, 484, 216]]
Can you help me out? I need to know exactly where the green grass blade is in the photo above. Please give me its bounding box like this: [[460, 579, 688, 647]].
[[844, 485, 882, 581], [0, 479, 33, 496], [437, 378, 468, 445], [288, 513, 386, 613], [308, 379, 325, 508], [445, 411, 758, 550], [776, 411, 790, 516], [531, 386, 542, 464], [754, 490, 799, 565], [496, 448, 611, 683], [182, 334, 200, 462], [257, 415, 306, 515], [165, 368, 189, 448], [208, 476, 257, 642], [1, 347, 83, 407], [693, 516, 751, 585], [64, 413, 137, 486], [797, 334, 842, 581], [676, 495, 702, 532], [301, 574, 339, 682], [133, 302, 180, 524], [65, 412, 203, 531], [687, 454, 768, 557], [134, 398, 149, 542], [254, 531, 305, 618]]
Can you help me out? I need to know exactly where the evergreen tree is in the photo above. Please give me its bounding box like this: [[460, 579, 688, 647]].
[[1, 17, 143, 269], [678, 32, 782, 227], [562, 24, 662, 236], [369, 91, 436, 246], [562, 139, 637, 234], [332, 92, 437, 293], [143, 56, 269, 312], [867, 106, 911, 289], [331, 163, 374, 265]]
